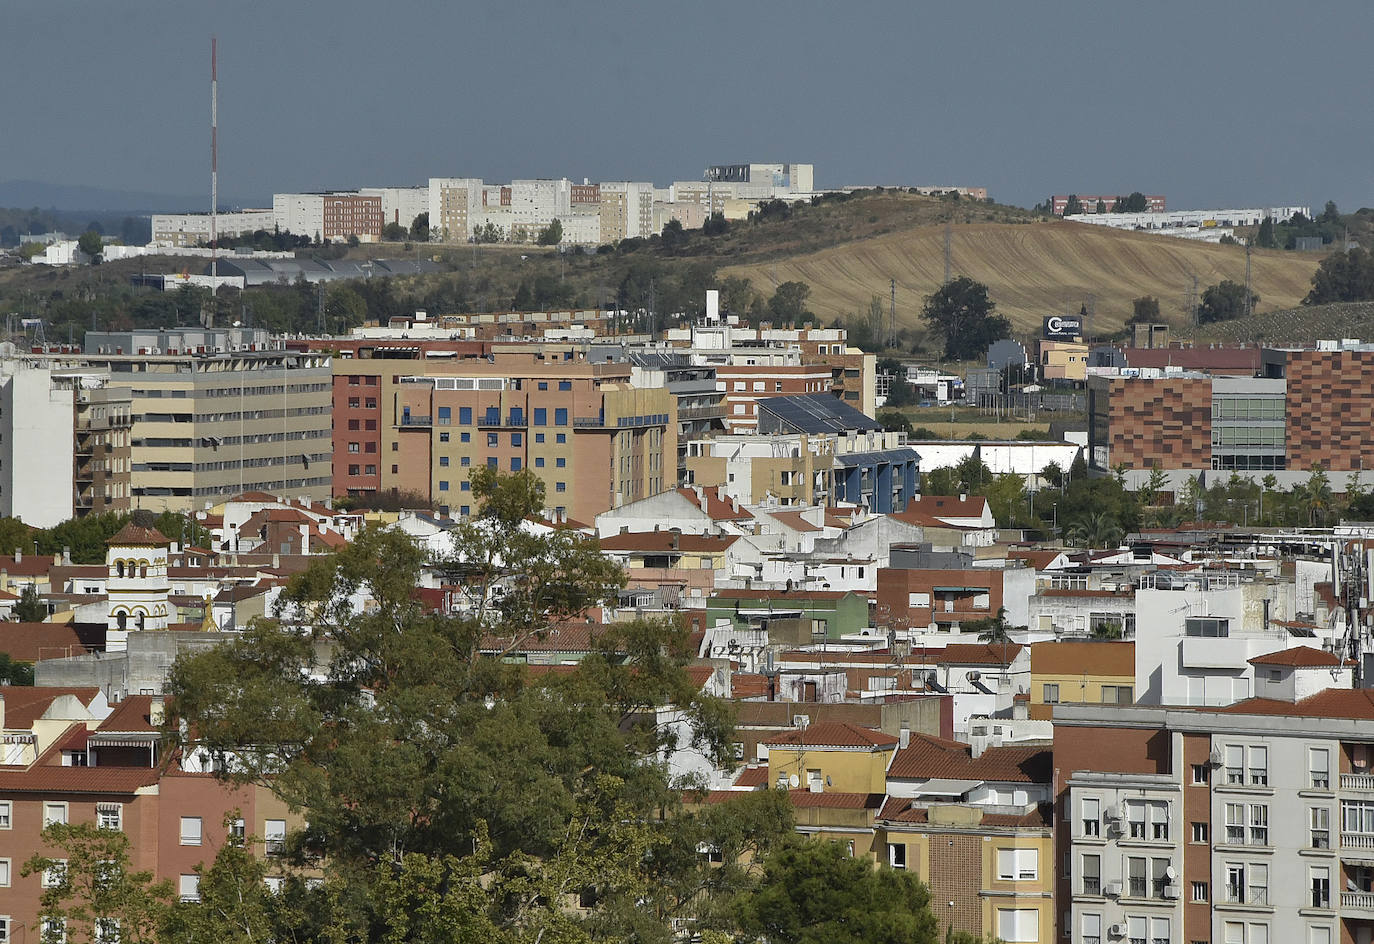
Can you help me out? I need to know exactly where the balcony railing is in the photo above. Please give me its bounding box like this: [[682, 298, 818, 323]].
[[679, 404, 727, 421], [1343, 891, 1374, 912], [1343, 833, 1374, 850], [399, 415, 432, 427], [1342, 774, 1374, 792]]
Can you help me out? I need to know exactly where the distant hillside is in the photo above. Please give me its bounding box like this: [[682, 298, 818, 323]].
[[0, 180, 259, 214], [1196, 301, 1374, 345], [720, 220, 1322, 335]]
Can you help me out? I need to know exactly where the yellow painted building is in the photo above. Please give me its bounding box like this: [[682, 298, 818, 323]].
[[763, 721, 899, 795], [1028, 641, 1135, 720]]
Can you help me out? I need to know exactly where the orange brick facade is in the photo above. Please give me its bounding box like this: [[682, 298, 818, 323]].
[[1284, 351, 1374, 469], [1099, 377, 1212, 470]]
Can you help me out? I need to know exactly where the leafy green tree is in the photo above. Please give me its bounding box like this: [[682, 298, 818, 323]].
[[37, 512, 130, 564], [660, 218, 688, 252], [734, 841, 940, 944], [410, 212, 430, 241], [968, 606, 1017, 643], [167, 469, 735, 940], [983, 473, 1029, 528], [1129, 295, 1161, 324], [1138, 465, 1168, 507], [769, 281, 813, 328], [536, 218, 563, 246], [23, 822, 173, 944], [382, 221, 407, 241], [1062, 195, 1083, 216], [1198, 280, 1258, 323], [718, 276, 753, 317], [876, 409, 914, 434], [0, 518, 33, 555], [703, 212, 729, 236], [921, 277, 1010, 360], [1305, 248, 1374, 304], [1295, 466, 1334, 526], [15, 582, 45, 622], [1254, 216, 1278, 249], [0, 652, 34, 684], [77, 230, 104, 263], [1066, 511, 1124, 549], [1095, 199, 1107, 214], [473, 222, 502, 244]]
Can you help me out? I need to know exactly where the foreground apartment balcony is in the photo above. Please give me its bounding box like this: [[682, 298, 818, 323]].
[[398, 415, 433, 427], [1342, 774, 1374, 792]]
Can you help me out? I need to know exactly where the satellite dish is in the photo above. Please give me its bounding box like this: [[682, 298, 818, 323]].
[[787, 774, 800, 788]]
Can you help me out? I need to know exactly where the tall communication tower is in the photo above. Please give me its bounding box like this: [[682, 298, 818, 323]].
[[210, 37, 218, 300]]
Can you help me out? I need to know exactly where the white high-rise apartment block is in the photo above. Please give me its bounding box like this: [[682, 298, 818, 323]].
[[272, 193, 325, 242], [599, 182, 655, 240], [0, 360, 75, 527]]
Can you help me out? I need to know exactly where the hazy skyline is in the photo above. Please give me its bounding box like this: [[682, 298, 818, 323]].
[[3, 1, 1370, 212]]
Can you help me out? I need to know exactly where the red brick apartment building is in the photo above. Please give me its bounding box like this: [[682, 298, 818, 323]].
[[0, 690, 300, 942], [877, 567, 1005, 633], [328, 345, 675, 523], [1051, 194, 1166, 215], [321, 193, 382, 242]]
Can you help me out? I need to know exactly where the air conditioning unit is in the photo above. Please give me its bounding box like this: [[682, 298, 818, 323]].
[[1208, 747, 1224, 767], [1108, 923, 1127, 939], [1103, 882, 1123, 898], [1163, 882, 1180, 899], [1104, 805, 1123, 823]]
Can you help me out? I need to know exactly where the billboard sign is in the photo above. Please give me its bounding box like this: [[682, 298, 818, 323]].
[[1043, 315, 1083, 340]]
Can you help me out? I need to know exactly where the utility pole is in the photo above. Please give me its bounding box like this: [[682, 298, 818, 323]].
[[943, 220, 953, 284], [889, 278, 896, 348], [1244, 244, 1253, 320]]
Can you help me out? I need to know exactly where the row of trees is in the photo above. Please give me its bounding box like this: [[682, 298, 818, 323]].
[[10, 468, 970, 944], [0, 509, 210, 565], [1059, 192, 1151, 216]]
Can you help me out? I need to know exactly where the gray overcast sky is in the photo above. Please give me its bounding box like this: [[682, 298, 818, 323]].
[[3, 0, 1370, 211]]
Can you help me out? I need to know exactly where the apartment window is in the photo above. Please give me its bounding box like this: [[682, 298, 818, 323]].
[[96, 803, 121, 831], [0, 801, 10, 828], [348, 465, 360, 476], [1249, 804, 1268, 845], [1191, 881, 1208, 902], [265, 820, 286, 855], [1192, 822, 1209, 843], [752, 381, 765, 392], [347, 442, 360, 453], [1310, 807, 1330, 848], [487, 433, 498, 447], [0, 859, 7, 886], [996, 848, 1038, 881], [1225, 745, 1245, 784], [888, 843, 906, 870], [1186, 616, 1230, 637], [42, 860, 67, 888], [1081, 853, 1100, 895], [94, 918, 119, 944], [1225, 803, 1246, 844], [43, 802, 67, 827], [1148, 917, 1170, 944], [535, 433, 544, 443], [1127, 856, 1147, 897], [555, 457, 566, 468], [556, 433, 566, 443], [1082, 914, 1102, 944], [180, 816, 202, 846], [1102, 684, 1133, 705], [1249, 863, 1269, 905], [459, 407, 472, 425], [438, 481, 449, 492], [460, 481, 470, 492], [1310, 927, 1333, 944], [1225, 863, 1246, 903], [535, 457, 544, 468], [732, 381, 745, 391], [1082, 797, 1100, 837], [1310, 866, 1330, 909], [558, 381, 571, 391], [1191, 763, 1210, 785], [1127, 915, 1146, 944], [460, 456, 470, 466], [1248, 746, 1269, 786], [555, 482, 566, 492], [534, 408, 547, 425], [1150, 801, 1169, 840], [1043, 683, 1059, 704], [1309, 748, 1330, 789], [0, 916, 10, 944], [179, 873, 201, 902], [996, 909, 1037, 943], [231, 818, 246, 846], [439, 432, 449, 443], [1126, 800, 1147, 839], [461, 432, 471, 443], [510, 458, 521, 471], [555, 408, 568, 426], [42, 918, 64, 943], [486, 457, 497, 468]]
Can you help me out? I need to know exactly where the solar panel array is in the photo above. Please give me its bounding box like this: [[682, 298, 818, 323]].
[[756, 394, 881, 434]]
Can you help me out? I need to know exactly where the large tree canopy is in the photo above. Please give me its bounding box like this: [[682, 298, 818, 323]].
[[921, 276, 1011, 360]]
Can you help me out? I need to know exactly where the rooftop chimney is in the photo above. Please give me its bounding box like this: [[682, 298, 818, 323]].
[[62, 547, 71, 566], [148, 696, 165, 727], [899, 724, 910, 749]]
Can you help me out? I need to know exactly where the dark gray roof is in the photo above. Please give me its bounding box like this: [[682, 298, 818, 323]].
[[833, 448, 919, 467], [756, 393, 881, 434]]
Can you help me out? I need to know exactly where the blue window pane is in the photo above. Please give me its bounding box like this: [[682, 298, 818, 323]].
[[438, 406, 451, 421], [461, 432, 470, 443], [438, 481, 449, 491], [556, 433, 566, 444], [534, 408, 547, 425], [535, 433, 545, 443], [439, 456, 449, 467], [559, 381, 571, 391], [461, 481, 471, 491], [460, 505, 470, 516], [459, 407, 472, 424], [555, 408, 568, 426], [556, 457, 566, 468], [486, 457, 497, 468], [512, 433, 522, 446], [511, 458, 522, 471], [535, 457, 545, 467], [460, 456, 470, 466]]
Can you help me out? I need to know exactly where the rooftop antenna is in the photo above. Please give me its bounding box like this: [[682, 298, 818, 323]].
[[210, 37, 218, 299]]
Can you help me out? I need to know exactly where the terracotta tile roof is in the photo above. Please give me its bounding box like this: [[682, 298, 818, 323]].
[[1030, 641, 1135, 677], [887, 732, 1051, 783], [685, 665, 715, 689], [763, 721, 898, 749], [599, 532, 740, 553], [108, 524, 169, 547], [0, 554, 58, 577], [0, 762, 161, 795], [733, 765, 771, 788], [480, 621, 606, 654], [906, 495, 990, 517], [766, 511, 824, 533], [0, 686, 101, 729], [97, 695, 158, 734], [0, 623, 89, 662], [913, 643, 1024, 666], [1248, 646, 1340, 667], [785, 789, 884, 810], [677, 487, 754, 521], [1218, 688, 1374, 720]]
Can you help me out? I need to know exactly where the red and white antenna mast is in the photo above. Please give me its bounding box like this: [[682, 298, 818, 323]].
[[210, 36, 218, 294]]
